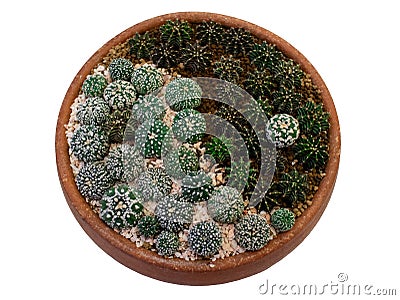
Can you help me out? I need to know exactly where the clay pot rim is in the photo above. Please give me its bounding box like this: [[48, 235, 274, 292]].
[[55, 12, 340, 285]]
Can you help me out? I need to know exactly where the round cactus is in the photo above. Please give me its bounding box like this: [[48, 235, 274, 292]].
[[82, 74, 108, 98], [271, 208, 295, 232], [75, 161, 115, 201], [137, 215, 161, 238], [188, 221, 222, 257], [131, 65, 163, 95], [151, 42, 179, 69], [234, 214, 270, 251], [213, 55, 243, 84], [207, 186, 244, 223], [181, 171, 214, 203], [155, 231, 180, 256], [249, 41, 283, 71], [294, 136, 329, 170], [131, 94, 165, 124], [196, 21, 224, 46], [70, 125, 109, 162], [171, 109, 206, 143], [296, 101, 330, 135], [76, 97, 110, 126], [165, 78, 202, 111], [244, 69, 275, 99], [155, 194, 193, 232], [159, 19, 193, 48], [105, 144, 145, 182], [180, 43, 212, 73], [100, 184, 144, 229], [163, 146, 199, 180], [135, 168, 172, 202], [271, 87, 302, 115], [106, 109, 131, 144], [108, 58, 134, 82], [267, 114, 300, 148], [134, 119, 172, 158], [103, 80, 137, 111], [222, 27, 254, 56], [277, 170, 308, 205], [128, 32, 155, 60]]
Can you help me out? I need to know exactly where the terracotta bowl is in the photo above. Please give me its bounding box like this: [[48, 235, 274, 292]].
[[55, 12, 340, 285]]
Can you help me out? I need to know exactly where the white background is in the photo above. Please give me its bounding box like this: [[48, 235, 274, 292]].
[[1, 0, 399, 299]]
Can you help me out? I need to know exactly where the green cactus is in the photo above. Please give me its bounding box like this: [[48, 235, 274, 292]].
[[76, 97, 110, 126], [163, 146, 199, 180], [181, 171, 214, 203], [75, 161, 115, 201], [160, 20, 194, 48], [171, 108, 206, 143], [270, 59, 304, 89], [100, 184, 144, 229], [155, 194, 194, 232], [131, 65, 163, 95], [278, 170, 308, 205], [207, 186, 245, 223], [248, 41, 284, 71], [82, 74, 108, 98], [135, 168, 172, 202], [107, 109, 132, 144], [128, 32, 155, 60], [105, 144, 145, 182], [223, 27, 254, 56], [196, 21, 224, 46], [293, 136, 329, 170], [70, 125, 109, 162], [188, 221, 222, 257], [108, 58, 135, 82], [134, 119, 172, 158], [103, 80, 137, 111], [165, 77, 202, 111], [180, 42, 212, 73], [131, 94, 165, 124], [155, 231, 180, 256], [271, 87, 302, 115], [271, 208, 295, 232], [204, 136, 233, 163], [266, 114, 300, 148], [296, 101, 330, 135], [151, 42, 179, 69], [234, 214, 270, 251], [244, 70, 275, 99], [213, 55, 243, 83], [137, 215, 161, 238]]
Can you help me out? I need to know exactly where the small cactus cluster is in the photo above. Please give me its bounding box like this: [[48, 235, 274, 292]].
[[137, 215, 160, 238], [131, 65, 163, 95], [207, 186, 244, 223], [108, 58, 135, 82], [135, 168, 172, 202], [155, 194, 194, 232], [267, 113, 300, 148], [82, 74, 108, 97], [103, 80, 137, 111], [196, 21, 225, 46], [76, 97, 110, 126], [134, 119, 172, 158], [213, 56, 243, 83], [165, 77, 202, 111], [105, 144, 145, 182], [180, 43, 212, 73], [271, 208, 295, 232], [70, 125, 109, 162], [128, 32, 155, 60], [75, 161, 115, 201], [172, 108, 206, 143], [181, 171, 214, 203], [234, 214, 270, 251], [100, 184, 144, 229], [188, 221, 222, 257], [163, 146, 199, 179]]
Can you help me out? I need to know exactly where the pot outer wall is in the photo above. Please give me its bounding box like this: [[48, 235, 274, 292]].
[[55, 12, 341, 285]]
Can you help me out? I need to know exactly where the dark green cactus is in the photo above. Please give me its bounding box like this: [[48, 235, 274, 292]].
[[223, 27, 254, 56], [270, 59, 304, 89], [180, 42, 212, 73], [196, 21, 225, 46], [248, 41, 284, 71], [160, 19, 194, 48], [137, 215, 161, 238], [155, 231, 180, 256], [188, 221, 222, 257], [244, 70, 275, 99], [234, 214, 270, 251], [108, 58, 135, 82], [293, 136, 329, 170], [128, 32, 155, 60], [151, 42, 179, 69], [213, 55, 243, 83], [271, 87, 302, 115], [296, 101, 330, 135], [278, 170, 308, 205]]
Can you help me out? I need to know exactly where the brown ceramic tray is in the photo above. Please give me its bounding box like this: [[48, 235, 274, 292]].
[[55, 12, 340, 285]]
